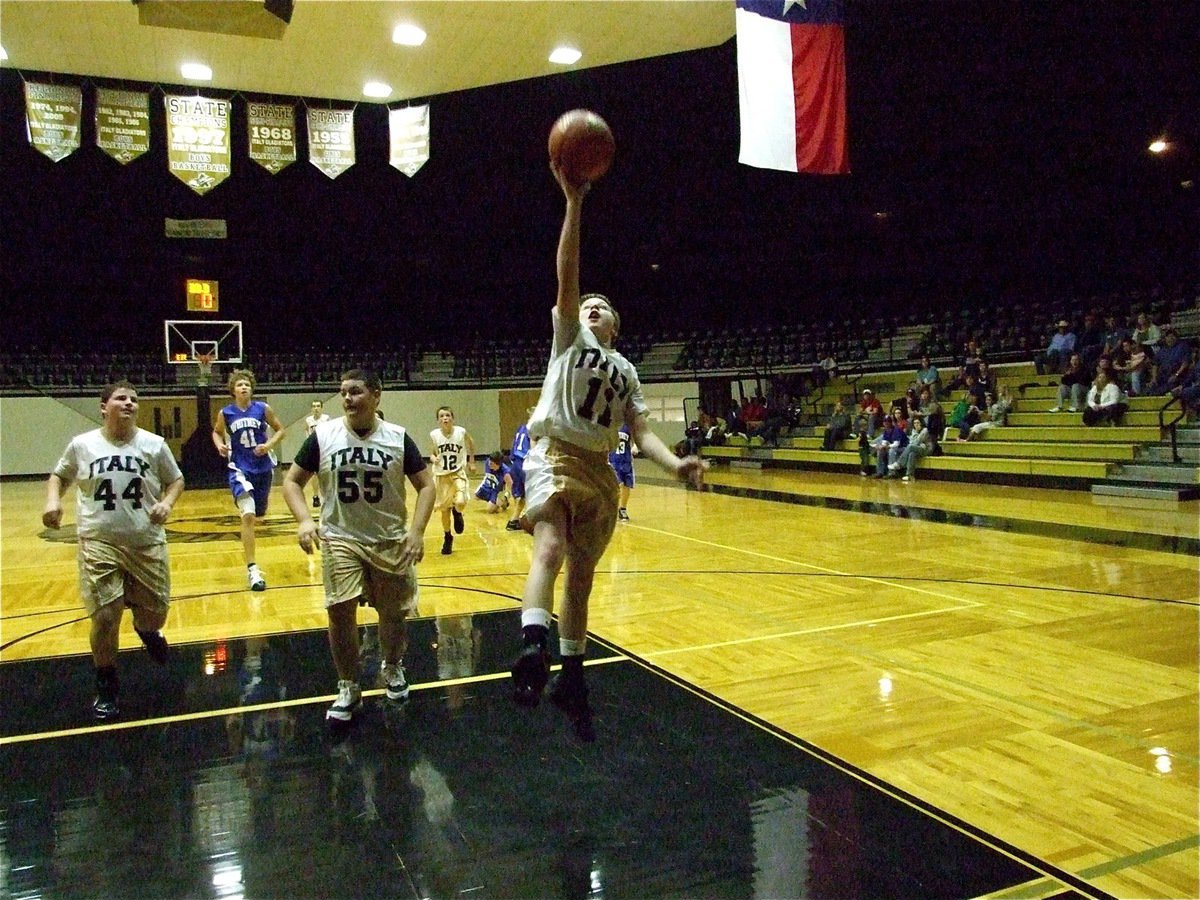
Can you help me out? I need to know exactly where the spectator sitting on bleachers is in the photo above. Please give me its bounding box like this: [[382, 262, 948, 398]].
[[822, 399, 852, 451], [1112, 337, 1150, 396], [1100, 312, 1130, 365], [1169, 359, 1200, 417], [1034, 319, 1076, 375], [1150, 328, 1191, 395], [1131, 311, 1161, 351], [912, 355, 941, 399], [699, 408, 727, 445], [967, 387, 1013, 439], [872, 414, 908, 477], [679, 420, 704, 457], [888, 415, 931, 482], [1049, 353, 1088, 412], [948, 339, 985, 389], [1077, 311, 1106, 374], [855, 389, 883, 438], [975, 359, 995, 397], [948, 390, 982, 442], [915, 386, 934, 415], [925, 400, 946, 456], [1083, 372, 1127, 426]]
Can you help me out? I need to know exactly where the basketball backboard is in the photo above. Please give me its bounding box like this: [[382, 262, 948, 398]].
[[164, 320, 243, 365]]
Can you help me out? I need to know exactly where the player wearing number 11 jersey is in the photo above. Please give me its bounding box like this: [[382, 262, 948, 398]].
[[510, 162, 707, 741], [283, 369, 435, 725], [43, 381, 185, 719]]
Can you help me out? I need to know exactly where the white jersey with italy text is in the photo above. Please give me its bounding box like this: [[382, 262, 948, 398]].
[[52, 428, 182, 547], [315, 418, 413, 544], [429, 425, 468, 476], [526, 308, 648, 453]]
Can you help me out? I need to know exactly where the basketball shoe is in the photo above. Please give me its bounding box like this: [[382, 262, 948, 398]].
[[511, 643, 551, 707], [327, 680, 362, 722]]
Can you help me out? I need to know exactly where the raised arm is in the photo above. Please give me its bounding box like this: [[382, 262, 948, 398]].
[[552, 162, 589, 322]]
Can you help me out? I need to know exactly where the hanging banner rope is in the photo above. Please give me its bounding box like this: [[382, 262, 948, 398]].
[[25, 82, 82, 162], [165, 93, 231, 195]]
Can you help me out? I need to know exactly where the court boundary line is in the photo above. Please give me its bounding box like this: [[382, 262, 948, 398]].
[[587, 637, 1117, 900], [640, 475, 1200, 556]]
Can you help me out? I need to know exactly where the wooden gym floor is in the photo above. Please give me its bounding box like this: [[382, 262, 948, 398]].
[[1, 463, 1197, 899]]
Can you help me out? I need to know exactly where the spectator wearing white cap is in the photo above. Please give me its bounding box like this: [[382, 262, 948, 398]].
[[1035, 319, 1077, 375], [854, 388, 883, 440]]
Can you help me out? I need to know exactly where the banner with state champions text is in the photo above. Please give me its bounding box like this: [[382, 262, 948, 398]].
[[247, 101, 297, 173], [25, 82, 83, 162], [164, 94, 232, 195], [307, 107, 355, 179], [389, 104, 430, 177], [96, 88, 150, 164]]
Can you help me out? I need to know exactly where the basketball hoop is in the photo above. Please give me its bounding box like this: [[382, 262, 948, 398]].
[[195, 351, 216, 387]]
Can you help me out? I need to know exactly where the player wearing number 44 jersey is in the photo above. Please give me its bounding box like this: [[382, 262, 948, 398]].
[[283, 369, 435, 724], [43, 381, 185, 719], [510, 161, 706, 741], [212, 369, 286, 592]]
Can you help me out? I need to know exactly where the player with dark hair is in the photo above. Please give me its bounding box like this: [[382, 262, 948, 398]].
[[429, 406, 477, 555], [609, 423, 636, 521], [282, 368, 435, 723]]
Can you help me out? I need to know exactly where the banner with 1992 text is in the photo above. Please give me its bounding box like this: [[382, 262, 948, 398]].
[[165, 94, 231, 195]]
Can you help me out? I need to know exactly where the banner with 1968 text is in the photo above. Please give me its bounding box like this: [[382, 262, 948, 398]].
[[164, 94, 231, 195], [247, 102, 296, 174]]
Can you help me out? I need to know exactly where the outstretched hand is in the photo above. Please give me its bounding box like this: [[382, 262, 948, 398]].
[[551, 160, 590, 203], [675, 455, 708, 489]]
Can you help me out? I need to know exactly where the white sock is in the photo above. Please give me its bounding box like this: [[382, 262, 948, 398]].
[[560, 637, 587, 656], [521, 608, 552, 630]]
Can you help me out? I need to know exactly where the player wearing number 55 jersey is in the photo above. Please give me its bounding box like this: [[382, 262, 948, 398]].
[[283, 369, 435, 725], [43, 381, 185, 720], [510, 162, 707, 741], [212, 369, 286, 592]]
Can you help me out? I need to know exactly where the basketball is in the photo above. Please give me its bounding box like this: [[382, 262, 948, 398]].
[[548, 109, 615, 184]]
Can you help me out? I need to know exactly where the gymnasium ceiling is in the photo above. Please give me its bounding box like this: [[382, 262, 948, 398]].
[[0, 0, 736, 102]]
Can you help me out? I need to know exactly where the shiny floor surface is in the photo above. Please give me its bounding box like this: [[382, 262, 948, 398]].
[[3, 468, 1197, 899], [3, 616, 1057, 900]]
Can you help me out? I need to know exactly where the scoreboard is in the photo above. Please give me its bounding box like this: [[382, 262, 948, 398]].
[[186, 279, 219, 312]]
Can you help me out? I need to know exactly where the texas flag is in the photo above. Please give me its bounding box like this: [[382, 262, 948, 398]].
[[736, 0, 849, 174]]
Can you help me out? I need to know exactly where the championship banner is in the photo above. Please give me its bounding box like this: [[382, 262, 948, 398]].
[[389, 104, 430, 177], [164, 94, 232, 195], [307, 107, 355, 179], [247, 101, 297, 174], [24, 82, 82, 162], [96, 88, 150, 164]]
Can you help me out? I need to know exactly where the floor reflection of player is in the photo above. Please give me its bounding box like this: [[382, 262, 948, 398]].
[[436, 614, 481, 713]]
